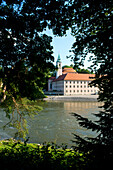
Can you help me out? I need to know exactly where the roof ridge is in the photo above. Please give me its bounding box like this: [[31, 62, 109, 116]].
[[51, 73, 96, 82]]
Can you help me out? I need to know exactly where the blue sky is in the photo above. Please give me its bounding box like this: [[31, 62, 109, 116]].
[[44, 29, 93, 68], [52, 30, 75, 66]]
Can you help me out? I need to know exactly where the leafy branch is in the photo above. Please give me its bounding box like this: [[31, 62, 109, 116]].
[[0, 90, 42, 139]]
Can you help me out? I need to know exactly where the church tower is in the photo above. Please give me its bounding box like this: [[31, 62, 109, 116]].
[[56, 54, 62, 78]]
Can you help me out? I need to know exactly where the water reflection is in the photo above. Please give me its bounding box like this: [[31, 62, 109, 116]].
[[64, 101, 101, 111], [27, 101, 102, 146], [0, 101, 102, 146]]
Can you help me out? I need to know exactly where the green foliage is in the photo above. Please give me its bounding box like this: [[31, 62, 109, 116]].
[[0, 139, 92, 170], [0, 96, 42, 139], [0, 2, 113, 163], [62, 65, 73, 69], [77, 68, 93, 74], [69, 0, 113, 104], [0, 79, 2, 93], [69, 0, 113, 167], [62, 65, 93, 73], [69, 0, 113, 71], [0, 0, 70, 137], [74, 68, 93, 74]]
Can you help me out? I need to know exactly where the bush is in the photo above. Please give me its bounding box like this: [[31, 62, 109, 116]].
[[0, 139, 91, 170]]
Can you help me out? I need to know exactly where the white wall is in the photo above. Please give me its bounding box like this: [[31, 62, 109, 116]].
[[64, 80, 98, 95], [52, 81, 64, 93], [49, 79, 99, 95], [56, 62, 62, 78], [48, 79, 53, 91]]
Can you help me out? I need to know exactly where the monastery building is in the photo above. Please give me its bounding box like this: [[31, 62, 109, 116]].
[[48, 55, 99, 95]]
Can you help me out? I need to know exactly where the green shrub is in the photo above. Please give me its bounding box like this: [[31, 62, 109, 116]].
[[0, 139, 92, 170]]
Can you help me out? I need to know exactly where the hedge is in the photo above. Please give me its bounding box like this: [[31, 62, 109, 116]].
[[0, 139, 92, 170]]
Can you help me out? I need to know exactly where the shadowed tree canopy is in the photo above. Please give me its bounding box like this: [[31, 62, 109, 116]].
[[0, 2, 113, 162], [0, 0, 71, 100], [68, 0, 113, 167], [69, 0, 113, 73], [69, 0, 113, 129], [0, 0, 71, 137], [65, 0, 113, 111]]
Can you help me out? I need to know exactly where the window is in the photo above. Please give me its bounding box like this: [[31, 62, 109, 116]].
[[70, 81, 71, 84], [77, 90, 79, 92], [84, 85, 86, 88], [77, 85, 79, 88], [70, 85, 71, 88], [81, 90, 82, 92], [66, 81, 68, 84], [81, 85, 82, 88], [73, 85, 75, 88], [81, 81, 82, 84], [70, 90, 71, 92], [73, 90, 75, 92], [84, 90, 86, 92], [88, 90, 89, 92], [66, 85, 68, 88], [84, 81, 86, 84], [77, 81, 79, 84], [50, 83, 52, 89], [66, 90, 68, 93], [73, 81, 75, 84]]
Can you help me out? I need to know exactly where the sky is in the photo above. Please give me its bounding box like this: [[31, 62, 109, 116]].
[[44, 29, 93, 68]]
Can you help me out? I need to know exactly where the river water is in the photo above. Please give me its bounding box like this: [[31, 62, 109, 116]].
[[0, 101, 102, 146]]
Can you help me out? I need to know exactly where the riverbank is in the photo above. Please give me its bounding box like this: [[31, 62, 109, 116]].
[[0, 139, 111, 170], [0, 139, 89, 170], [44, 95, 98, 102]]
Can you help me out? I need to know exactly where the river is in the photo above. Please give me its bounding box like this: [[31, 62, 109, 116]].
[[0, 101, 102, 146]]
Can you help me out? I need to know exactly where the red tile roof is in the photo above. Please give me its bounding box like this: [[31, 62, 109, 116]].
[[64, 73, 95, 81], [53, 74, 67, 82], [49, 77, 56, 80], [52, 73, 95, 82], [62, 67, 76, 74]]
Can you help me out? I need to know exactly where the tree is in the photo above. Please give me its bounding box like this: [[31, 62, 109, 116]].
[[62, 65, 73, 69], [74, 68, 93, 74], [0, 0, 70, 138], [62, 65, 93, 73], [68, 0, 113, 168], [1, 1, 113, 160]]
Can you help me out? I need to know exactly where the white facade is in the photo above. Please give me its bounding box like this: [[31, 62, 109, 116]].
[[52, 80, 64, 92], [56, 62, 62, 78], [48, 56, 99, 95], [48, 79, 98, 96], [48, 79, 53, 91], [56, 54, 62, 78], [64, 80, 98, 95]]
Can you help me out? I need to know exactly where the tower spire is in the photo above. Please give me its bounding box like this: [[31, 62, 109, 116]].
[[57, 54, 61, 62], [56, 54, 62, 78]]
